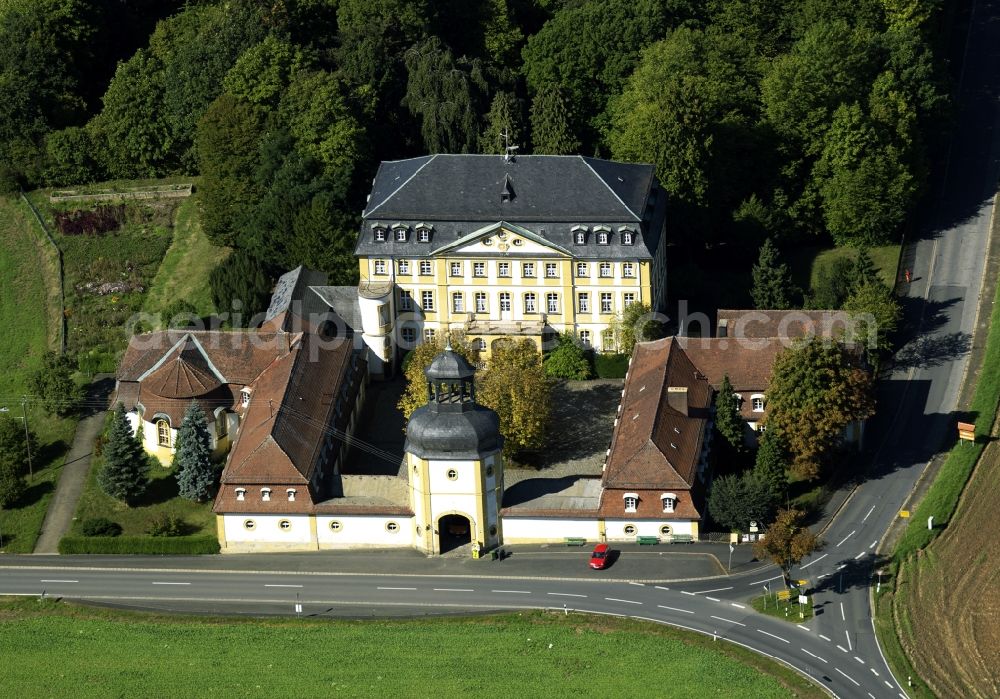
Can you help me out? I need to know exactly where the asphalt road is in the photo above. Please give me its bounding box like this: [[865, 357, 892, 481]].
[[1, 2, 998, 698]]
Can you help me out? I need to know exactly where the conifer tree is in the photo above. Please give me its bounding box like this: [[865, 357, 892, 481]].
[[174, 403, 216, 502], [480, 91, 523, 155], [98, 404, 149, 505], [848, 248, 880, 292], [713, 375, 745, 454], [753, 432, 788, 507], [751, 238, 796, 310], [529, 86, 580, 155]]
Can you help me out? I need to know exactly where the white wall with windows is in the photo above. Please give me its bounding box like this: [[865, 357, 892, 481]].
[[502, 517, 602, 543], [317, 515, 416, 549]]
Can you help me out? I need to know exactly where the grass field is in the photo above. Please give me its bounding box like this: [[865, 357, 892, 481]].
[[750, 594, 814, 623], [144, 193, 229, 321], [875, 269, 1000, 698], [70, 451, 215, 538], [786, 244, 901, 293], [0, 195, 77, 553], [0, 601, 823, 699]]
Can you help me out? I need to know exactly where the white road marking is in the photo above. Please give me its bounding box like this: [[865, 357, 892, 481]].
[[801, 648, 827, 663], [862, 505, 875, 522], [837, 564, 847, 571], [819, 634, 832, 642], [749, 575, 783, 586], [730, 603, 746, 609], [492, 590, 530, 594], [548, 592, 586, 598], [845, 630, 853, 651], [854, 656, 865, 664], [871, 668, 880, 677], [433, 588, 474, 592], [628, 582, 645, 586], [705, 596, 720, 602], [151, 582, 190, 585], [39, 579, 78, 583], [837, 645, 849, 653], [869, 694, 876, 699], [837, 530, 856, 547], [869, 540, 877, 549], [797, 625, 811, 632], [693, 586, 733, 594], [710, 615, 745, 627], [799, 554, 828, 569], [835, 668, 860, 686], [680, 590, 696, 596], [885, 681, 894, 688], [840, 602, 846, 621], [605, 597, 642, 605], [854, 552, 866, 560], [264, 584, 303, 588], [655, 585, 670, 591], [377, 586, 416, 591], [756, 629, 790, 644], [658, 605, 694, 614]]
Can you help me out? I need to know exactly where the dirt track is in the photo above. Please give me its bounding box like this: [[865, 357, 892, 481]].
[[896, 432, 1000, 699]]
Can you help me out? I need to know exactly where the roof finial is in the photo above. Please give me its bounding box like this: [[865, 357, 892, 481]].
[[445, 333, 453, 352], [502, 129, 518, 163]]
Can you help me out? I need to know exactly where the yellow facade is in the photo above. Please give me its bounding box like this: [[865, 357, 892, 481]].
[[358, 225, 652, 353]]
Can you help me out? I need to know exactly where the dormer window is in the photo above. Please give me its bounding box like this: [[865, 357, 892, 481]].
[[661, 493, 677, 513], [372, 225, 387, 242], [416, 224, 433, 243], [572, 225, 587, 245], [261, 488, 271, 502], [286, 488, 296, 502], [596, 231, 609, 245], [751, 394, 765, 412], [623, 492, 638, 512], [240, 389, 251, 408], [620, 228, 634, 245], [235, 488, 246, 502], [393, 225, 409, 242]]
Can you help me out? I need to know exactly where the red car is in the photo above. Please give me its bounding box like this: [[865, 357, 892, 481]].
[[589, 544, 610, 570]]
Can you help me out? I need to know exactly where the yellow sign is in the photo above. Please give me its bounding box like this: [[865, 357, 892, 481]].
[[900, 510, 910, 518], [777, 590, 792, 601], [958, 421, 976, 442]]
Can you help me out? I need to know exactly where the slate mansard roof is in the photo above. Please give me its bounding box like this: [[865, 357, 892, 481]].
[[356, 154, 666, 261]]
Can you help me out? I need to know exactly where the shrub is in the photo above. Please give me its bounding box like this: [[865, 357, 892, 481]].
[[544, 333, 592, 380], [147, 514, 187, 537], [594, 353, 629, 379], [58, 535, 221, 555], [81, 517, 122, 537], [54, 204, 126, 236]]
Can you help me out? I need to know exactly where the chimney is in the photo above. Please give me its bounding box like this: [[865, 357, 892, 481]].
[[717, 319, 728, 338], [667, 386, 688, 416]]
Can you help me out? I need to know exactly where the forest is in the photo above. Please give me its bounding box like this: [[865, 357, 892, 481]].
[[0, 0, 951, 314]]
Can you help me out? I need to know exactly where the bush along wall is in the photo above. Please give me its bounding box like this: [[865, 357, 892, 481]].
[[58, 535, 220, 555]]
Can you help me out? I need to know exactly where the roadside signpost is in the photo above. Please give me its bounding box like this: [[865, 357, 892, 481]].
[[957, 421, 976, 442], [900, 510, 910, 518]]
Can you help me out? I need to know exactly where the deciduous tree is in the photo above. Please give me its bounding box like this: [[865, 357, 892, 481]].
[[752, 508, 820, 585], [707, 471, 774, 533], [0, 417, 36, 507], [174, 403, 216, 502], [398, 334, 477, 420], [478, 339, 551, 458], [98, 404, 149, 505], [543, 333, 591, 380], [843, 280, 902, 366], [608, 302, 666, 356], [28, 352, 79, 417], [765, 338, 875, 480]]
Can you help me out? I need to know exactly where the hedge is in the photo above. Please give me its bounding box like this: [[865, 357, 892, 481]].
[[594, 352, 630, 379], [58, 535, 220, 555]]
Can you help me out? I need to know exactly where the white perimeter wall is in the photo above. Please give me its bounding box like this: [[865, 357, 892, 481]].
[[317, 515, 416, 549], [502, 518, 601, 543], [604, 519, 695, 541], [222, 514, 314, 551]]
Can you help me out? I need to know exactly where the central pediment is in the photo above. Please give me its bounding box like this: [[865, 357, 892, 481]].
[[433, 221, 571, 257]]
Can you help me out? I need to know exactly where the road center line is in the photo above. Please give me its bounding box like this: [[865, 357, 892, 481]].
[[840, 602, 846, 621], [710, 615, 745, 627], [657, 605, 694, 614], [654, 585, 670, 591], [836, 530, 856, 547], [797, 625, 811, 632], [433, 588, 474, 592], [547, 592, 586, 598], [835, 668, 860, 686], [854, 656, 865, 664], [799, 554, 827, 570], [264, 584, 303, 588], [151, 582, 190, 586], [756, 629, 790, 644], [628, 582, 645, 586], [377, 586, 416, 591], [705, 596, 720, 602], [801, 648, 827, 663], [869, 540, 877, 549], [693, 586, 733, 594], [885, 680, 894, 688], [845, 630, 853, 651], [730, 603, 746, 609], [819, 634, 832, 642], [492, 590, 530, 594], [854, 552, 866, 560], [862, 505, 875, 522], [749, 575, 783, 586], [680, 590, 696, 596], [605, 597, 641, 605], [39, 579, 78, 583], [871, 668, 880, 677]]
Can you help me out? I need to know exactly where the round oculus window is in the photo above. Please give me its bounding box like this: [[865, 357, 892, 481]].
[[623, 524, 637, 536], [386, 521, 399, 532], [659, 525, 673, 537], [329, 521, 342, 531], [243, 519, 255, 530], [279, 519, 291, 530], [447, 469, 458, 480]]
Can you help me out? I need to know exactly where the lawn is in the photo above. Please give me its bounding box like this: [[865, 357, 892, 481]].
[[750, 593, 814, 623], [0, 601, 823, 699], [0, 195, 77, 553], [70, 450, 215, 538], [143, 193, 230, 321], [786, 244, 901, 293]]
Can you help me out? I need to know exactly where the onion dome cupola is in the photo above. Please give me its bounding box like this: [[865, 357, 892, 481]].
[[404, 347, 503, 459]]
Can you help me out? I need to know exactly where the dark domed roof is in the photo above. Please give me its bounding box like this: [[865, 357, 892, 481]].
[[143, 338, 222, 399], [405, 404, 503, 460], [425, 349, 475, 381]]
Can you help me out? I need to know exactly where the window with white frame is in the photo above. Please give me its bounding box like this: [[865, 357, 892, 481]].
[[621, 229, 634, 245], [261, 488, 272, 502], [600, 292, 613, 314], [575, 230, 586, 244], [597, 231, 609, 245], [235, 488, 246, 501], [399, 289, 413, 311], [576, 262, 588, 278], [373, 227, 386, 242], [580, 330, 591, 346], [421, 290, 434, 311], [499, 293, 511, 312], [599, 262, 612, 278], [452, 292, 464, 313], [395, 227, 408, 242], [546, 293, 559, 314], [624, 493, 638, 512], [401, 327, 416, 343], [623, 262, 635, 278], [473, 262, 486, 277], [661, 493, 677, 513], [373, 259, 387, 275], [419, 260, 432, 276], [397, 259, 410, 275], [156, 418, 171, 447], [545, 262, 558, 278], [287, 488, 297, 502], [623, 292, 636, 308], [522, 262, 535, 277], [424, 328, 436, 343], [751, 394, 765, 412], [524, 292, 537, 313], [578, 292, 589, 313], [601, 329, 615, 350], [475, 292, 488, 313], [450, 261, 463, 277], [417, 227, 432, 243], [241, 389, 251, 407], [498, 261, 510, 277], [476, 338, 486, 350]]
